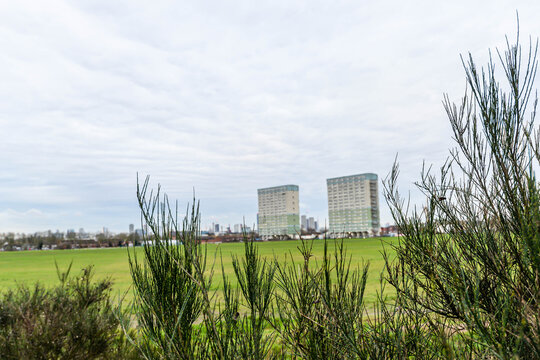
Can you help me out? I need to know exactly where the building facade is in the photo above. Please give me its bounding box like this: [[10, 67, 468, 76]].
[[307, 217, 315, 231], [301, 215, 317, 232], [257, 185, 300, 238], [327, 173, 380, 237]]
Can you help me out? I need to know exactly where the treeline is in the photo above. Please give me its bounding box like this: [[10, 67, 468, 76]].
[[0, 232, 142, 251]]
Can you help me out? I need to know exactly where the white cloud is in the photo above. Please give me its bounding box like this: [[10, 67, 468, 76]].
[[1, 1, 539, 232]]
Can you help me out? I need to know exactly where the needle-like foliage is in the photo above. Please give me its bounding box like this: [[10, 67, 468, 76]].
[[384, 26, 540, 359], [128, 176, 207, 359], [232, 234, 277, 360], [125, 27, 540, 359]]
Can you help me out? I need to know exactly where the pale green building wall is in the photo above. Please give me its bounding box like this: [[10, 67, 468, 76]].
[[257, 185, 300, 237]]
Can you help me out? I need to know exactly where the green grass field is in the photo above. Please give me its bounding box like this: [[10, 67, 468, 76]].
[[0, 237, 397, 305]]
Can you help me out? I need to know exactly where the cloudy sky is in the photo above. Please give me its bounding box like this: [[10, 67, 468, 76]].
[[1, 1, 539, 233]]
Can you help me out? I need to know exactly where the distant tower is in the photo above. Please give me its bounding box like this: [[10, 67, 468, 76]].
[[308, 217, 315, 231], [327, 173, 380, 237], [129, 224, 134, 234], [301, 215, 307, 231], [257, 185, 299, 239]]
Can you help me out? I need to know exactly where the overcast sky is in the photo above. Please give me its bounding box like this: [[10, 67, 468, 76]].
[[1, 1, 539, 233]]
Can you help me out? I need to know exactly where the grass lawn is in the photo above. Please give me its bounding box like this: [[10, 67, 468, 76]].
[[0, 237, 397, 305]]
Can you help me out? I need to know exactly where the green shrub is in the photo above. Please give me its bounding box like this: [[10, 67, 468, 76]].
[[384, 30, 540, 358], [0, 263, 140, 360], [127, 178, 278, 359], [128, 177, 446, 359], [128, 26, 540, 360]]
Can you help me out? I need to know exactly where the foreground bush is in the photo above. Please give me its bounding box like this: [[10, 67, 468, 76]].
[[128, 28, 540, 360], [0, 264, 140, 360], [384, 31, 540, 358], [127, 178, 447, 359]]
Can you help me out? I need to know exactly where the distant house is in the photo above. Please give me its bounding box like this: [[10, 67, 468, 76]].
[[380, 225, 399, 237]]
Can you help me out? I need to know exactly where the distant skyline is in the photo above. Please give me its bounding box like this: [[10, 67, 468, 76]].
[[1, 1, 540, 232]]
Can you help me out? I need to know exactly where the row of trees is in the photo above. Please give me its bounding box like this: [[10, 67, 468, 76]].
[[1, 232, 142, 251]]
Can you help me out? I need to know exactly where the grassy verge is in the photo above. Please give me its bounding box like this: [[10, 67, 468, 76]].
[[0, 237, 396, 305]]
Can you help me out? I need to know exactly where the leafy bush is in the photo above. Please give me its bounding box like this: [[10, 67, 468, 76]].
[[0, 263, 140, 360]]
